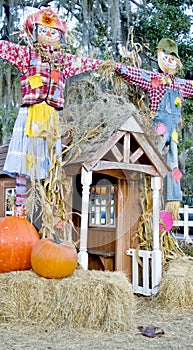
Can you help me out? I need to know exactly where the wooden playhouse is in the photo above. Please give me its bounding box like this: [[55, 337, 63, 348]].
[[0, 81, 170, 295]]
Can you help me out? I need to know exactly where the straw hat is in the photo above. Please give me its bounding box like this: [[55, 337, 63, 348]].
[[24, 8, 66, 38], [156, 38, 179, 58]]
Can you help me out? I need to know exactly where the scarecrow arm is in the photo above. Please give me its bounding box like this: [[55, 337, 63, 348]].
[[115, 62, 156, 92], [0, 40, 30, 73], [62, 53, 103, 78], [181, 79, 193, 98]]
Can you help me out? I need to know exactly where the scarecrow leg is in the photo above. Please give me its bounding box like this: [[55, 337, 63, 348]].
[[15, 176, 26, 217]]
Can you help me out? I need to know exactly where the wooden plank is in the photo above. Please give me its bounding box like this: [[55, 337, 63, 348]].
[[123, 133, 131, 162], [130, 147, 144, 164], [93, 160, 160, 176], [111, 145, 123, 162], [83, 130, 126, 171], [87, 248, 115, 257]]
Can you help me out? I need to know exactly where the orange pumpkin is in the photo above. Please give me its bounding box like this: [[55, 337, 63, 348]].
[[0, 216, 40, 273], [31, 238, 78, 278]]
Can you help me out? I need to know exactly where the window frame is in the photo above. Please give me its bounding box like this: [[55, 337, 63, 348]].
[[89, 183, 116, 228]]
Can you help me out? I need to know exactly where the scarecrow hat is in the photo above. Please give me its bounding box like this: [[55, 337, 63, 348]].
[[24, 8, 66, 37], [156, 38, 179, 58]]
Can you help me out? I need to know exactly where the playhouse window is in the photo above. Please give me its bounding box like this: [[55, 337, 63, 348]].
[[89, 184, 116, 227], [5, 187, 16, 216]]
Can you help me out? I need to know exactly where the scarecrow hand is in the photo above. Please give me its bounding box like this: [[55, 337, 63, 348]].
[[99, 59, 116, 76]]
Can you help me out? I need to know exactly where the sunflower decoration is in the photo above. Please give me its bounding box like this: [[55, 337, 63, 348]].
[[174, 96, 181, 108], [41, 12, 56, 27]]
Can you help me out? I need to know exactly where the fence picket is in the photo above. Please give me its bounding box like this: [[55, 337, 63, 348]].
[[173, 205, 193, 239]]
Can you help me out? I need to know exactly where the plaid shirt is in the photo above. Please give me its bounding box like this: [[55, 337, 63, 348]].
[[0, 40, 102, 109], [115, 63, 193, 112]]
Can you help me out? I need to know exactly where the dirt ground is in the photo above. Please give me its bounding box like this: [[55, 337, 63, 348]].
[[1, 296, 193, 350]]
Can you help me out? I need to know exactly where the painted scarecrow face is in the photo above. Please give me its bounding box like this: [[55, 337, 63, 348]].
[[157, 49, 178, 75], [37, 25, 60, 47]]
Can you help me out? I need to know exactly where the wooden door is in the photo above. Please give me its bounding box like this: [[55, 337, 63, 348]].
[[115, 178, 141, 281]]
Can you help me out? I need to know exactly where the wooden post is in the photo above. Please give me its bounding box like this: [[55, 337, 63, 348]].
[[151, 176, 162, 294], [78, 167, 92, 269]]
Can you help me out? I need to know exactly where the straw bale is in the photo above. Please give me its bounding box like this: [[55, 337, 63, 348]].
[[0, 269, 135, 332], [157, 256, 193, 311]]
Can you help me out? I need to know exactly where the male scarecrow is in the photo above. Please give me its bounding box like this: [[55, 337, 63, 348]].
[[114, 38, 193, 217], [0, 8, 102, 216]]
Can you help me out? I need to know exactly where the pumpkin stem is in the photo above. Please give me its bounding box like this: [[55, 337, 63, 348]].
[[52, 233, 62, 245]]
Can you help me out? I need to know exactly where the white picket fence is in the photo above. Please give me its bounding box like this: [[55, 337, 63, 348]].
[[173, 205, 193, 240], [126, 248, 157, 296], [126, 205, 193, 296]]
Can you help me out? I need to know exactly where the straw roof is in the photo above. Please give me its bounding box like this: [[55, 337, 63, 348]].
[[60, 76, 169, 177]]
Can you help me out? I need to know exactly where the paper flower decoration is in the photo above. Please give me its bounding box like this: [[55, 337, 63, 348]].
[[41, 13, 56, 27], [151, 77, 161, 88], [161, 76, 172, 86], [174, 97, 181, 108], [159, 210, 173, 232], [171, 167, 183, 182], [154, 122, 166, 135], [172, 130, 178, 143]]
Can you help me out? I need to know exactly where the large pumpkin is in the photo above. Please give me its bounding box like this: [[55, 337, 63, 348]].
[[31, 238, 78, 278], [0, 216, 40, 273]]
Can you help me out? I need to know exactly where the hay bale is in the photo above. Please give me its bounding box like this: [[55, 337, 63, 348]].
[[157, 256, 193, 311], [0, 269, 135, 332]]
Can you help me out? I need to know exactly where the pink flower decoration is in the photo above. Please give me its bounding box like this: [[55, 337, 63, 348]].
[[159, 210, 173, 232], [171, 167, 183, 182], [151, 77, 161, 88], [154, 122, 166, 135]]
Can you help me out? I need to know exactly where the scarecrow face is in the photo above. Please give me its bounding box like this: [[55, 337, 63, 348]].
[[37, 25, 60, 47], [157, 49, 178, 75]]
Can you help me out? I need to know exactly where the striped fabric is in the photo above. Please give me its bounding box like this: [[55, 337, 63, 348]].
[[15, 176, 26, 217]]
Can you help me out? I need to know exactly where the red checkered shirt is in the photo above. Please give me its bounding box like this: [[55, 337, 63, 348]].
[[115, 63, 193, 112], [0, 40, 102, 109]]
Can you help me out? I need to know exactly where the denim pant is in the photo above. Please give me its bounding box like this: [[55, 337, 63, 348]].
[[153, 88, 182, 201]]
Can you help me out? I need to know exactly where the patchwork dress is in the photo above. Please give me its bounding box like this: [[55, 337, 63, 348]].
[[115, 64, 193, 202], [0, 41, 102, 180]]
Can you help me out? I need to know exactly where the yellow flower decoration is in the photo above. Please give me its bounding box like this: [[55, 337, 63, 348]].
[[167, 77, 172, 86], [41, 13, 56, 27], [174, 97, 181, 108], [161, 76, 166, 84], [161, 76, 172, 86]]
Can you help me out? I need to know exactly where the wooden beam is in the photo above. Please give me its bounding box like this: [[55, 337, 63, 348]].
[[83, 130, 126, 171], [111, 145, 123, 162], [93, 160, 161, 176], [130, 147, 144, 164], [123, 133, 131, 162]]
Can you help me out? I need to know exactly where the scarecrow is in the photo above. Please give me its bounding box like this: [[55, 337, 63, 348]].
[[113, 38, 193, 217], [0, 8, 102, 217]]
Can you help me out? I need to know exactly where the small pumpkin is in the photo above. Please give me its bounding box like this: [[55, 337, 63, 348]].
[[0, 216, 40, 273], [31, 237, 78, 278]]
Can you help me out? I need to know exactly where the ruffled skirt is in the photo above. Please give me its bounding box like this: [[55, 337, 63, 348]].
[[3, 106, 61, 179]]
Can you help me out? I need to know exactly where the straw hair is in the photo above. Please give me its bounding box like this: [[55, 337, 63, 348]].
[[157, 256, 193, 311], [0, 269, 135, 332]]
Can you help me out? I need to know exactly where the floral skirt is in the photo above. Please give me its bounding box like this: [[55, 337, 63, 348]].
[[3, 106, 61, 179]]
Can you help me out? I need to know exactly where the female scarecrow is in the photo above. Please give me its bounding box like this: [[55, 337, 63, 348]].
[[0, 8, 102, 216], [114, 38, 193, 215]]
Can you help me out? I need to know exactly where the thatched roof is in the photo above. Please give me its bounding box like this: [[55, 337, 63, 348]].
[[61, 76, 169, 178]]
